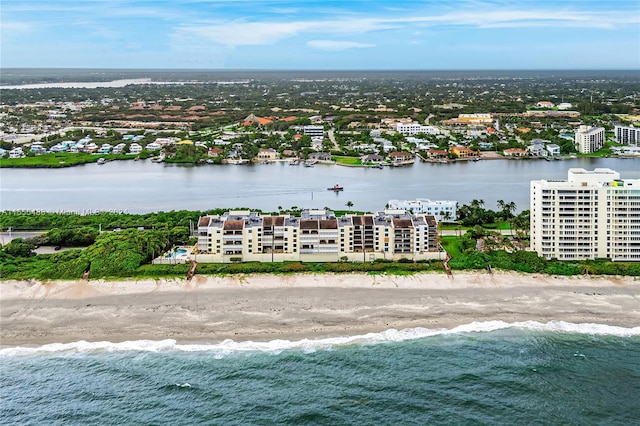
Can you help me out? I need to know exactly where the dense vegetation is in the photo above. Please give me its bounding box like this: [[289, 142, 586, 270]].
[[1, 206, 637, 280], [2, 229, 173, 280]]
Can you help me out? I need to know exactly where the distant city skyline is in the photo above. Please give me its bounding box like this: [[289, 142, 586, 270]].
[[2, 0, 639, 70]]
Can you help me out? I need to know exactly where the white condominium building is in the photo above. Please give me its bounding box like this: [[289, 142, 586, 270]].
[[387, 198, 457, 222], [574, 125, 605, 153], [396, 123, 440, 136], [195, 209, 441, 263], [530, 168, 640, 261], [303, 125, 325, 138], [614, 124, 639, 146]]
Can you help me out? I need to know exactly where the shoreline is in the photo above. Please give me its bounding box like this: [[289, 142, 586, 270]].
[[2, 272, 639, 346]]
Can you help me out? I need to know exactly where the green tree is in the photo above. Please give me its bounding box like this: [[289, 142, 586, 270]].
[[3, 238, 36, 257]]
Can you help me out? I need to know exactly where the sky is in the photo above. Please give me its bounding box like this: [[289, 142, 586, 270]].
[[1, 0, 639, 70]]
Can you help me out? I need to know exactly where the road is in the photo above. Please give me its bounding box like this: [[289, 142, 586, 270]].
[[327, 128, 340, 150], [0, 231, 45, 245]]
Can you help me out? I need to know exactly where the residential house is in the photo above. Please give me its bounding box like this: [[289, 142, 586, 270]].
[[128, 143, 143, 155], [308, 152, 332, 161], [208, 147, 224, 157], [360, 154, 384, 163], [256, 148, 278, 161], [242, 113, 273, 126], [8, 147, 25, 158], [388, 151, 414, 165], [146, 142, 162, 151], [527, 144, 547, 157], [546, 144, 561, 156], [98, 144, 112, 154], [426, 149, 448, 159], [450, 146, 478, 159], [535, 101, 554, 108], [503, 148, 528, 157], [112, 143, 126, 154]]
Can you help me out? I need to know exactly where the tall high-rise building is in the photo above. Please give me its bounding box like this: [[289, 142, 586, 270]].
[[574, 125, 605, 153], [614, 124, 639, 146], [530, 168, 640, 261]]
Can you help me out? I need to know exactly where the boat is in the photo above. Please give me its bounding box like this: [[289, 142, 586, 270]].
[[150, 153, 165, 163], [97, 158, 105, 165], [328, 184, 343, 191]]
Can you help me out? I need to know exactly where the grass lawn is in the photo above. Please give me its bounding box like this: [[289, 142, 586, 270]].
[[440, 236, 464, 257], [0, 152, 142, 168], [332, 156, 362, 165]]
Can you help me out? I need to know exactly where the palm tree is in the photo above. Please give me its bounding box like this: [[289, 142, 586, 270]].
[[504, 201, 517, 219], [346, 201, 354, 211]]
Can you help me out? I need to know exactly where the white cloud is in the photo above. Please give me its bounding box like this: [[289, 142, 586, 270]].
[[307, 40, 375, 51], [0, 21, 33, 33], [172, 6, 637, 48]]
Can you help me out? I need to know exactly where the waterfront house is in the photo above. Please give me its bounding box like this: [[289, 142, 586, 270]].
[[308, 152, 332, 161], [208, 147, 223, 157], [527, 144, 547, 157], [145, 142, 162, 151], [84, 142, 98, 153], [112, 143, 126, 154], [361, 154, 384, 164], [503, 148, 528, 157], [128, 143, 143, 155], [30, 144, 47, 155], [388, 151, 414, 165], [546, 144, 561, 156], [8, 147, 25, 158], [98, 144, 112, 154], [256, 148, 278, 161], [50, 143, 68, 152], [450, 146, 478, 159], [426, 149, 448, 159]]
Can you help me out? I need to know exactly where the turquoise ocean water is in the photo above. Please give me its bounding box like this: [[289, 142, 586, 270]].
[[2, 321, 639, 425]]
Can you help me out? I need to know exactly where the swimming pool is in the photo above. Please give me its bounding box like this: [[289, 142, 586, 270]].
[[165, 249, 189, 259]]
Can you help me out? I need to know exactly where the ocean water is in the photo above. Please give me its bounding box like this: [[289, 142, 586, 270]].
[[2, 322, 639, 425]]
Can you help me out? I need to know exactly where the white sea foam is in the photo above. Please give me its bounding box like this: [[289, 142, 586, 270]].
[[1, 321, 638, 356]]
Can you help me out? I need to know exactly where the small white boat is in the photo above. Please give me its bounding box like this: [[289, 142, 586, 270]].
[[97, 158, 105, 165]]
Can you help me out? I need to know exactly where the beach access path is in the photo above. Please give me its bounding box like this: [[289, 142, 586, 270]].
[[1, 272, 639, 346]]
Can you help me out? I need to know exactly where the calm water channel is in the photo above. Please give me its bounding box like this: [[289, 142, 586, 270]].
[[1, 157, 638, 214]]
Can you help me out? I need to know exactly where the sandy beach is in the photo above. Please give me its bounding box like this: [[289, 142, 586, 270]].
[[1, 272, 639, 346]]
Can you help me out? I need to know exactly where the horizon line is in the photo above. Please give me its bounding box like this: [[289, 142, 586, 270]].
[[2, 67, 639, 72]]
